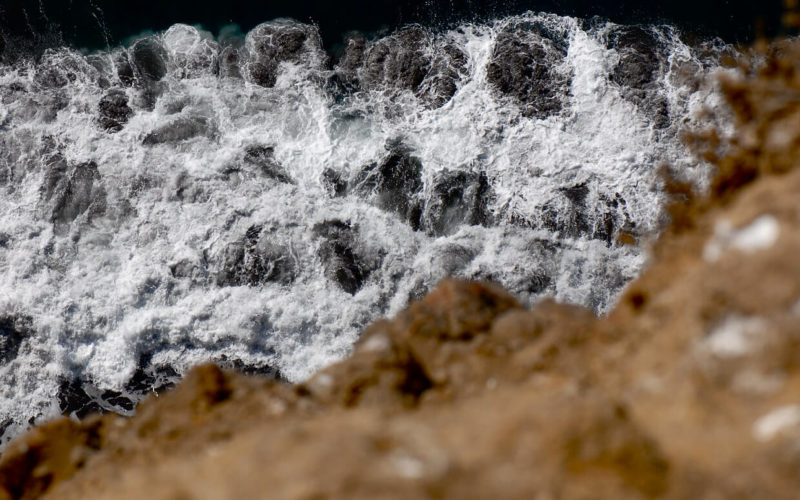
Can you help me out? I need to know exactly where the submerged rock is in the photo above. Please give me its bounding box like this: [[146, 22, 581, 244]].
[[216, 225, 297, 287], [607, 26, 662, 89], [143, 115, 214, 145], [422, 170, 490, 236], [162, 24, 220, 79], [40, 156, 106, 230], [57, 378, 105, 420], [243, 145, 293, 183], [97, 89, 133, 132], [245, 21, 324, 88], [218, 45, 243, 79], [352, 145, 423, 230], [0, 315, 32, 365], [321, 168, 347, 197], [313, 220, 380, 295]]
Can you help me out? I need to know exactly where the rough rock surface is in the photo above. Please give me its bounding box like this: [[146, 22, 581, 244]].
[[486, 26, 571, 118], [96, 90, 133, 133], [4, 40, 800, 500], [351, 143, 424, 230], [245, 21, 324, 88], [334, 27, 468, 109]]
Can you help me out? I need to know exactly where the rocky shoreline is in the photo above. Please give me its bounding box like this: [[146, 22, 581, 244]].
[[3, 38, 800, 500]]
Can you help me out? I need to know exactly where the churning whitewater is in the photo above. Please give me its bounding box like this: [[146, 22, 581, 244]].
[[0, 12, 726, 444]]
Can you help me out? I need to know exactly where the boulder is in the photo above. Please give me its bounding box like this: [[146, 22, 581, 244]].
[[40, 156, 106, 230], [245, 21, 324, 88], [97, 89, 133, 133], [335, 27, 467, 108], [142, 115, 213, 145], [351, 145, 423, 229], [243, 145, 292, 183], [606, 26, 670, 128], [130, 38, 168, 82], [216, 225, 297, 287], [0, 315, 32, 365], [313, 220, 379, 295], [422, 170, 489, 236], [486, 29, 571, 118]]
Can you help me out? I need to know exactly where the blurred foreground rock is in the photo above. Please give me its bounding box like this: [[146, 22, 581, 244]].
[[5, 40, 800, 500]]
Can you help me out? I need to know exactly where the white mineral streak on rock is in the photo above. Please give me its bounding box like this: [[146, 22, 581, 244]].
[[704, 215, 780, 262], [705, 315, 768, 358], [753, 405, 800, 442]]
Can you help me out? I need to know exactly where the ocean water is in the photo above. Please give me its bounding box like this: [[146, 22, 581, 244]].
[[0, 11, 729, 445]]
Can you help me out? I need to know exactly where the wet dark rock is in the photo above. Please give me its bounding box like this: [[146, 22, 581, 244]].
[[0, 315, 33, 365], [85, 54, 113, 88], [98, 389, 136, 413], [41, 156, 106, 229], [168, 171, 208, 203], [130, 38, 168, 82], [246, 21, 323, 88], [486, 29, 571, 118], [223, 359, 284, 380], [57, 378, 104, 419], [520, 271, 554, 295], [607, 26, 662, 89], [595, 194, 630, 245], [337, 27, 467, 108], [422, 170, 490, 236], [321, 168, 347, 197], [433, 244, 478, 275], [169, 258, 208, 282], [352, 145, 423, 229], [313, 220, 380, 295], [243, 145, 292, 183], [333, 36, 367, 91], [34, 67, 70, 89], [530, 183, 625, 244], [0, 419, 12, 443], [115, 53, 136, 86], [419, 43, 469, 108], [58, 363, 178, 419], [606, 26, 669, 128], [124, 364, 178, 398], [218, 46, 242, 79], [97, 90, 133, 133], [132, 83, 167, 112], [217, 225, 297, 287], [540, 183, 591, 239], [361, 27, 429, 93], [143, 115, 213, 145]]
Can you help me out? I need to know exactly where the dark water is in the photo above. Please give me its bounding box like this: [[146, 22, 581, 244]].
[[0, 0, 785, 57]]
